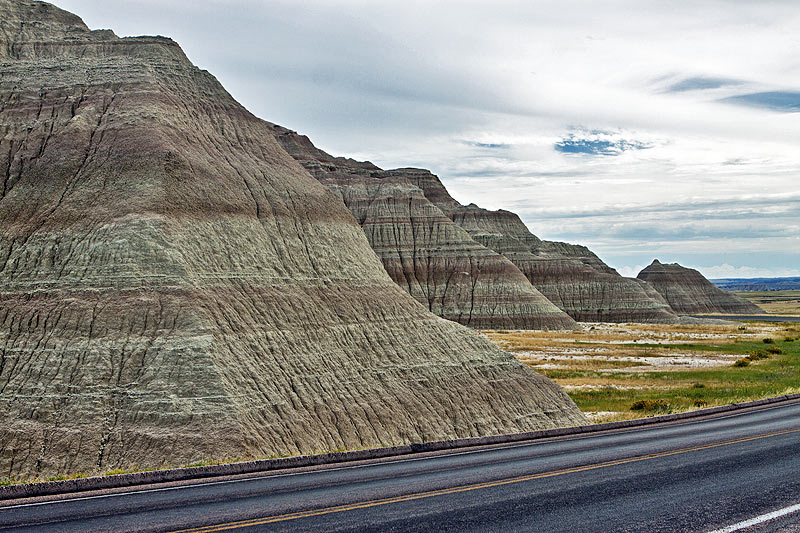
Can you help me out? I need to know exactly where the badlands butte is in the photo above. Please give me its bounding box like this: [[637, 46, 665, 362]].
[[0, 0, 760, 479]]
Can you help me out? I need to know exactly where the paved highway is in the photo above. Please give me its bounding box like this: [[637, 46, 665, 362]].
[[2, 400, 800, 532]]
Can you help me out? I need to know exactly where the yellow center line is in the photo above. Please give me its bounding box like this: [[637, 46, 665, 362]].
[[172, 427, 800, 533]]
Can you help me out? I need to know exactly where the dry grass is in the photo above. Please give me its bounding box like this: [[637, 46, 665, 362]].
[[734, 290, 800, 315], [484, 321, 800, 422], [486, 322, 774, 351]]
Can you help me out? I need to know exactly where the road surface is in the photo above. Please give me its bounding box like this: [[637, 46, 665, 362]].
[[2, 400, 800, 532]]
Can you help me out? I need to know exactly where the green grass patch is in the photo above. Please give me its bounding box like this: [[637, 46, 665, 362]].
[[567, 336, 800, 417]]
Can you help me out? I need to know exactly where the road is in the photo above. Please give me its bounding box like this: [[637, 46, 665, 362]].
[[2, 401, 800, 532]]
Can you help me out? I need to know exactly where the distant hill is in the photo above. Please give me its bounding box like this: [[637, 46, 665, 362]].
[[637, 260, 763, 314], [711, 277, 800, 291]]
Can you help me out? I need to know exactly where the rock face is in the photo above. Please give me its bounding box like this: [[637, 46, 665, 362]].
[[399, 171, 681, 323], [270, 125, 577, 330], [0, 0, 586, 478], [637, 260, 765, 314]]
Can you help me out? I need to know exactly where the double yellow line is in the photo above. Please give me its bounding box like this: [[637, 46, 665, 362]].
[[174, 427, 800, 532]]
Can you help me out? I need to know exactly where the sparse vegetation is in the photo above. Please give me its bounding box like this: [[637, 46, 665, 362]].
[[734, 290, 800, 315], [485, 321, 800, 422], [631, 399, 671, 413], [748, 350, 768, 360]]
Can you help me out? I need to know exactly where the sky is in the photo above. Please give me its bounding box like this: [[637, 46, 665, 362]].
[[54, 0, 800, 279]]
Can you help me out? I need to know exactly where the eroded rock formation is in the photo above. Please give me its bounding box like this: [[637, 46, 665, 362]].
[[637, 260, 765, 314], [270, 125, 577, 330], [398, 170, 681, 323], [0, 0, 586, 478]]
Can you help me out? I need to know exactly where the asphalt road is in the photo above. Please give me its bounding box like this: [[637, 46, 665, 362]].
[[3, 401, 800, 532]]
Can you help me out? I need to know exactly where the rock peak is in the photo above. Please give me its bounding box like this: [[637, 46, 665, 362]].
[[637, 261, 764, 314]]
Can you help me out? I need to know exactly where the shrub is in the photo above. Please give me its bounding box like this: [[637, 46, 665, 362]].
[[785, 337, 795, 343], [692, 383, 705, 388], [693, 399, 708, 408], [766, 346, 783, 355], [748, 350, 768, 360], [733, 359, 750, 367], [630, 399, 670, 412], [763, 338, 775, 344], [738, 326, 747, 331]]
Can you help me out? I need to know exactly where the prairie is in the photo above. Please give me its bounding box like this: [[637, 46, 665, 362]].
[[485, 321, 800, 422], [735, 290, 800, 315]]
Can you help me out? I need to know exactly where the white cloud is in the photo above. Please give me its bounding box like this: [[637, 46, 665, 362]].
[[53, 0, 800, 277], [696, 264, 800, 279], [617, 265, 648, 279]]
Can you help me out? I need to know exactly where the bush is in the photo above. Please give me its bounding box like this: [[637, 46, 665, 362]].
[[733, 359, 750, 367], [692, 383, 705, 388], [763, 338, 775, 344], [785, 337, 795, 343], [766, 346, 783, 355], [693, 399, 708, 408], [631, 399, 670, 412], [748, 350, 768, 360]]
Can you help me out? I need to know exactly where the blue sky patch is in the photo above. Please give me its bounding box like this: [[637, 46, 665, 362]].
[[555, 133, 651, 156], [666, 76, 741, 92], [718, 91, 800, 112]]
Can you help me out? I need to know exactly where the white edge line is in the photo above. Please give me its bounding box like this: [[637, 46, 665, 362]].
[[708, 502, 800, 532], [2, 401, 798, 511]]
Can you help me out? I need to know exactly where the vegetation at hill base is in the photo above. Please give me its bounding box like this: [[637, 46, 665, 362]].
[[486, 322, 800, 423]]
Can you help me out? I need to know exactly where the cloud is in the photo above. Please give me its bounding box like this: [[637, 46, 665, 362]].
[[718, 91, 800, 112], [695, 264, 800, 279], [461, 141, 511, 149], [617, 265, 648, 278], [52, 0, 800, 280], [510, 192, 800, 220], [665, 76, 743, 93], [619, 263, 800, 280]]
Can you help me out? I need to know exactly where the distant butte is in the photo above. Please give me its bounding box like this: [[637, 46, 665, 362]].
[[637, 260, 765, 315]]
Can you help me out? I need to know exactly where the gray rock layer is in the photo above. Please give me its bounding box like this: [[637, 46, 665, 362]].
[[637, 260, 765, 315], [0, 0, 586, 478], [402, 171, 681, 323], [270, 125, 577, 330]]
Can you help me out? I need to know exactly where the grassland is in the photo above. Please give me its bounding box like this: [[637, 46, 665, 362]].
[[485, 321, 800, 423], [734, 290, 800, 315]]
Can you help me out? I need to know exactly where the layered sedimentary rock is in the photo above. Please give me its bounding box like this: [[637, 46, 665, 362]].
[[0, 0, 586, 478], [637, 260, 764, 314], [271, 125, 576, 330], [273, 126, 678, 324], [398, 170, 680, 323]]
